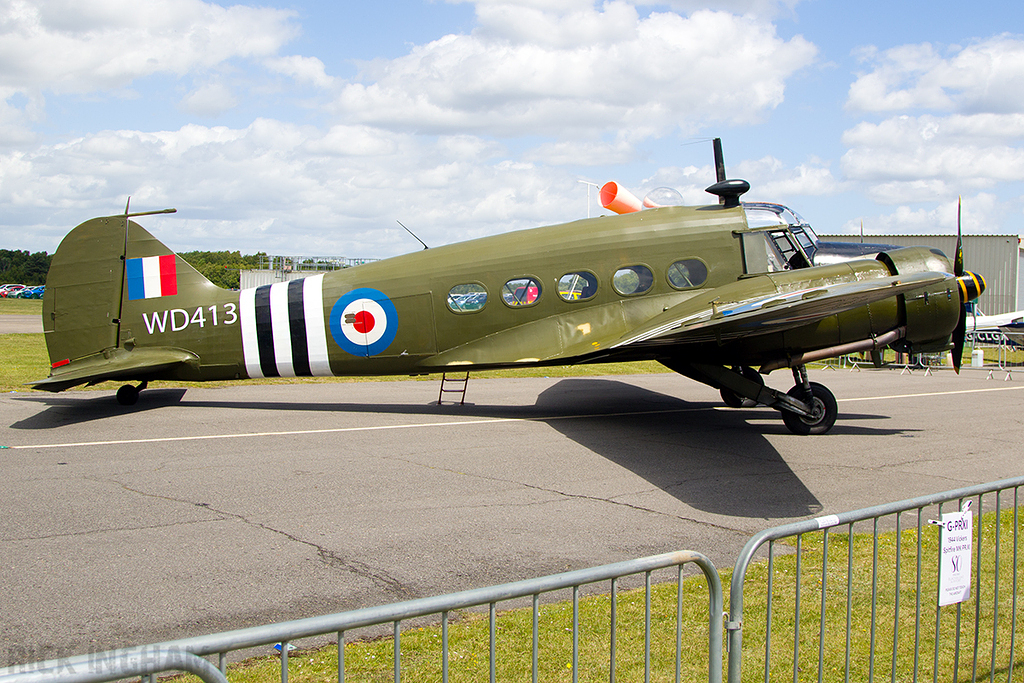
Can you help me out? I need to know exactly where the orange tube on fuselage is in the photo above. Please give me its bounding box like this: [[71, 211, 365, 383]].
[[600, 181, 643, 214]]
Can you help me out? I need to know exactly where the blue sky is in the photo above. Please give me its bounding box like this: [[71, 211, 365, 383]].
[[2, 0, 1022, 259]]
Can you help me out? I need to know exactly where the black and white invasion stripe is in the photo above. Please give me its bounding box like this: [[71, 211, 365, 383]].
[[239, 275, 332, 378]]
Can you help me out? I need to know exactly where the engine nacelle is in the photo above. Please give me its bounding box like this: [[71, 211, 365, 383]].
[[876, 247, 962, 352]]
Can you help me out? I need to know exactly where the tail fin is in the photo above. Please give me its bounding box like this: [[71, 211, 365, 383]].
[[37, 214, 217, 389]]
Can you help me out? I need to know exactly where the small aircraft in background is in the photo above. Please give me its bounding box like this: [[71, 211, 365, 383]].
[[32, 140, 984, 434], [963, 309, 1024, 346]]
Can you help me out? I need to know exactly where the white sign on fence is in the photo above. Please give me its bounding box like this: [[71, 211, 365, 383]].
[[937, 501, 973, 606]]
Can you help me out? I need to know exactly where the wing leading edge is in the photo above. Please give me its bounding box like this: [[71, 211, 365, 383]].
[[611, 271, 948, 350]]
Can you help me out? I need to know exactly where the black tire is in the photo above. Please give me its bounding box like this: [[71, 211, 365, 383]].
[[720, 366, 762, 409], [781, 382, 837, 435], [720, 386, 745, 408], [116, 384, 139, 406]]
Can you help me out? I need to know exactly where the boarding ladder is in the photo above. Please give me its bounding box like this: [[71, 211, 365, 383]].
[[437, 372, 470, 405]]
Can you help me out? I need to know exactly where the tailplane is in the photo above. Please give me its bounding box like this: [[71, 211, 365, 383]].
[[34, 212, 218, 392]]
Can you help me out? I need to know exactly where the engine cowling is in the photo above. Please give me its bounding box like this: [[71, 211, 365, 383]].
[[875, 247, 983, 353]]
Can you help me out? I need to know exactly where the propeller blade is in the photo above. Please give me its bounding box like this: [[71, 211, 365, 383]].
[[954, 196, 964, 277], [950, 196, 972, 372], [952, 304, 966, 374]]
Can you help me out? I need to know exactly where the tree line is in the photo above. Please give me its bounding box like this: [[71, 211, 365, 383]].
[[1, 249, 268, 290], [177, 250, 266, 289], [0, 250, 50, 285]]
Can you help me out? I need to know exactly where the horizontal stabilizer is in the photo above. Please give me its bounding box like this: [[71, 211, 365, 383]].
[[30, 347, 199, 393]]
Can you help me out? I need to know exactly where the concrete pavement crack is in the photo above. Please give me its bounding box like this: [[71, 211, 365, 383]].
[[1, 518, 221, 543], [108, 479, 412, 598], [381, 455, 751, 536]]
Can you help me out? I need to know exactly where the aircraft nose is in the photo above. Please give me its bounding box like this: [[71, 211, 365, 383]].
[[957, 271, 985, 303]]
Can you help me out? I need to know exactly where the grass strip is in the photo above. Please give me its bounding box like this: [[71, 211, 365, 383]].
[[162, 507, 1020, 683], [0, 298, 42, 315], [0, 329, 670, 394]]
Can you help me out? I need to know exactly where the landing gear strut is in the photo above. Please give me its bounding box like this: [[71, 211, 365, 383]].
[[661, 360, 839, 435], [719, 366, 761, 408], [116, 382, 148, 406], [780, 366, 837, 435]]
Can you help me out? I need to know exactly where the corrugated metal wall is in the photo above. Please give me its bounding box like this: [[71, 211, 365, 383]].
[[821, 234, 1021, 315]]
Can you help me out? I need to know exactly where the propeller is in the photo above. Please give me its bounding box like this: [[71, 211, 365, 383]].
[[950, 197, 986, 373]]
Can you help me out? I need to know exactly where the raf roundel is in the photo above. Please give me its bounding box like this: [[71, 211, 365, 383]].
[[329, 288, 399, 357]]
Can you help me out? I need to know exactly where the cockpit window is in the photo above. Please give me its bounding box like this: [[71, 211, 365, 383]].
[[613, 265, 654, 296], [767, 230, 811, 269], [742, 201, 817, 268], [740, 232, 789, 273], [791, 226, 816, 252]]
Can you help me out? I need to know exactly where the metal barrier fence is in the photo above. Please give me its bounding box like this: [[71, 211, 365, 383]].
[[727, 475, 1023, 683], [825, 338, 1022, 376], [4, 477, 1022, 683], [1, 551, 722, 683]]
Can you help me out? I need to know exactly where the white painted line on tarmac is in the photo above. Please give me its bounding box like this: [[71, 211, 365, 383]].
[[839, 384, 1024, 403], [5, 418, 515, 450], [6, 384, 1020, 451], [3, 407, 708, 451]]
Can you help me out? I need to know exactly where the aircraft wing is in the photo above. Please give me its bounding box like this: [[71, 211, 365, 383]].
[[29, 347, 199, 392], [611, 271, 948, 349]]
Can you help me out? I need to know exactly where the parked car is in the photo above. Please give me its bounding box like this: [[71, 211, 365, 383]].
[[0, 284, 26, 298], [16, 285, 45, 299]]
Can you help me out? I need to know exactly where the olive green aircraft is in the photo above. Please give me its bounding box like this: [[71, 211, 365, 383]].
[[32, 143, 985, 434]]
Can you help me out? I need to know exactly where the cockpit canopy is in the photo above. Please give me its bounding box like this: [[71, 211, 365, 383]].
[[741, 201, 899, 272]]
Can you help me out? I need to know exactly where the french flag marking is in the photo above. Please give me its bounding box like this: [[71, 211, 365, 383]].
[[127, 255, 178, 300]]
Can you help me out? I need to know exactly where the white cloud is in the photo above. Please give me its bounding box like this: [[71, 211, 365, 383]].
[[842, 36, 1024, 209], [180, 82, 239, 117], [734, 155, 840, 198], [464, 0, 804, 21], [0, 120, 579, 255], [848, 36, 1024, 114], [265, 55, 335, 88], [841, 114, 1024, 201], [0, 87, 42, 145], [0, 1, 826, 254], [524, 138, 637, 166], [333, 7, 816, 140], [0, 0, 301, 95], [836, 193, 1003, 235]]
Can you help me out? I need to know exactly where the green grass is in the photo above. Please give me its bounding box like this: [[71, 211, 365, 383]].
[[0, 298, 42, 315], [0, 325, 670, 393], [1, 333, 49, 390], [166, 507, 1020, 683], [0, 293, 670, 392], [742, 507, 1022, 683]]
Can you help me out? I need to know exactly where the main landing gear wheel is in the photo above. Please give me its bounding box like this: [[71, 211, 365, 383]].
[[719, 366, 762, 408], [781, 382, 837, 435]]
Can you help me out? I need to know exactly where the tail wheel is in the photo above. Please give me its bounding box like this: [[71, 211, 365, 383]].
[[781, 382, 837, 435], [115, 382, 146, 406]]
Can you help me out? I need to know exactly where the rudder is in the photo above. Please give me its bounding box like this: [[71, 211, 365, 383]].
[[42, 214, 217, 369]]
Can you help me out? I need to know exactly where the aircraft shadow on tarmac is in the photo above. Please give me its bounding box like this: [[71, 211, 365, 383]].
[[532, 379, 824, 518], [10, 389, 189, 428], [10, 378, 915, 520]]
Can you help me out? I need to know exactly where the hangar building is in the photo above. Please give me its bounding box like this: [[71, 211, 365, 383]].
[[822, 234, 1022, 316]]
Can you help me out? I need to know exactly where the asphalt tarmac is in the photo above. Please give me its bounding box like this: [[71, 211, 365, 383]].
[[0, 315, 43, 334], [2, 369, 1022, 667]]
